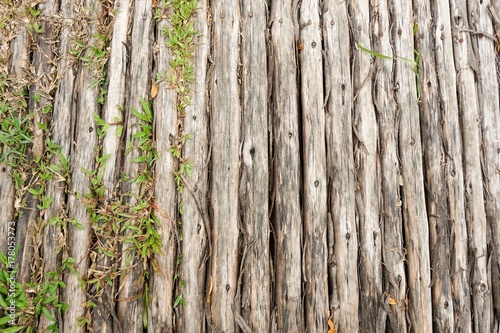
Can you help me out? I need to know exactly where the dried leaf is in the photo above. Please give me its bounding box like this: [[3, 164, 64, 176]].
[[328, 312, 336, 333], [151, 79, 158, 98], [388, 297, 398, 305]]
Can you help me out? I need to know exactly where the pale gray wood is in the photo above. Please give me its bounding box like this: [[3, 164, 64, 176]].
[[372, 0, 407, 330], [175, 1, 210, 332], [270, 0, 303, 331], [451, 0, 492, 331], [92, 1, 131, 331], [40, 0, 77, 329], [239, 0, 271, 331], [322, 1, 358, 331], [350, 1, 382, 331], [474, 3, 500, 326], [117, 1, 153, 332], [299, 1, 328, 332], [390, 0, 433, 330], [433, 0, 472, 330], [413, 0, 455, 330], [209, 0, 241, 331], [148, 7, 177, 333]]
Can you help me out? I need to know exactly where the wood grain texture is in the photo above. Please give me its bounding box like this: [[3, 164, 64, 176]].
[[372, 0, 407, 330], [322, 1, 358, 331], [350, 1, 382, 331], [209, 0, 241, 331], [174, 1, 210, 332], [433, 0, 472, 330], [239, 0, 271, 331], [147, 6, 177, 333], [390, 0, 433, 330], [270, 0, 303, 331], [413, 0, 455, 330]]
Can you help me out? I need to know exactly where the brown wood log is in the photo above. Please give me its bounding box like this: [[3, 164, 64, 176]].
[[239, 0, 271, 331], [322, 1, 358, 331], [208, 0, 241, 331], [372, 0, 407, 330]]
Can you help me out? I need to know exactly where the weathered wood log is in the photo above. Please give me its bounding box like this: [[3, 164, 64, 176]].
[[176, 1, 210, 331], [116, 0, 154, 331], [148, 6, 177, 332], [298, 1, 328, 332], [63, 2, 101, 330], [270, 0, 303, 331], [92, 1, 131, 332], [322, 1, 358, 331], [413, 0, 455, 330], [390, 0, 433, 330], [473, 2, 500, 325], [208, 0, 241, 331], [372, 0, 407, 330], [432, 0, 472, 330], [239, 0, 271, 331], [350, 1, 382, 331], [451, 0, 492, 331]]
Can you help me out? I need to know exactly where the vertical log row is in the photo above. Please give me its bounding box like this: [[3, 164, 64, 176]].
[[298, 1, 328, 332], [372, 0, 407, 330], [350, 1, 382, 331], [117, 0, 153, 331], [451, 0, 493, 331], [149, 6, 177, 333], [208, 0, 240, 331], [322, 1, 358, 331], [239, 0, 271, 331], [176, 0, 210, 331], [64, 2, 101, 331], [92, 0, 130, 331], [270, 0, 303, 330], [432, 0, 472, 330], [413, 0, 455, 330], [474, 2, 500, 323], [41, 0, 77, 329], [390, 0, 433, 330]]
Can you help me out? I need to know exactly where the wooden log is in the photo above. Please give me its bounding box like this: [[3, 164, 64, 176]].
[[299, 1, 328, 332], [432, 0, 472, 330], [117, 0, 153, 331], [18, 0, 58, 286], [473, 1, 500, 323], [413, 0, 455, 330], [390, 0, 433, 330], [350, 1, 382, 331], [270, 0, 303, 331], [239, 0, 271, 331], [40, 0, 77, 329], [372, 0, 407, 330], [92, 0, 131, 331], [148, 7, 177, 332], [322, 1, 358, 331], [1, 4, 29, 258], [450, 0, 492, 331], [208, 0, 240, 331], [64, 2, 101, 330], [176, 0, 210, 331]]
